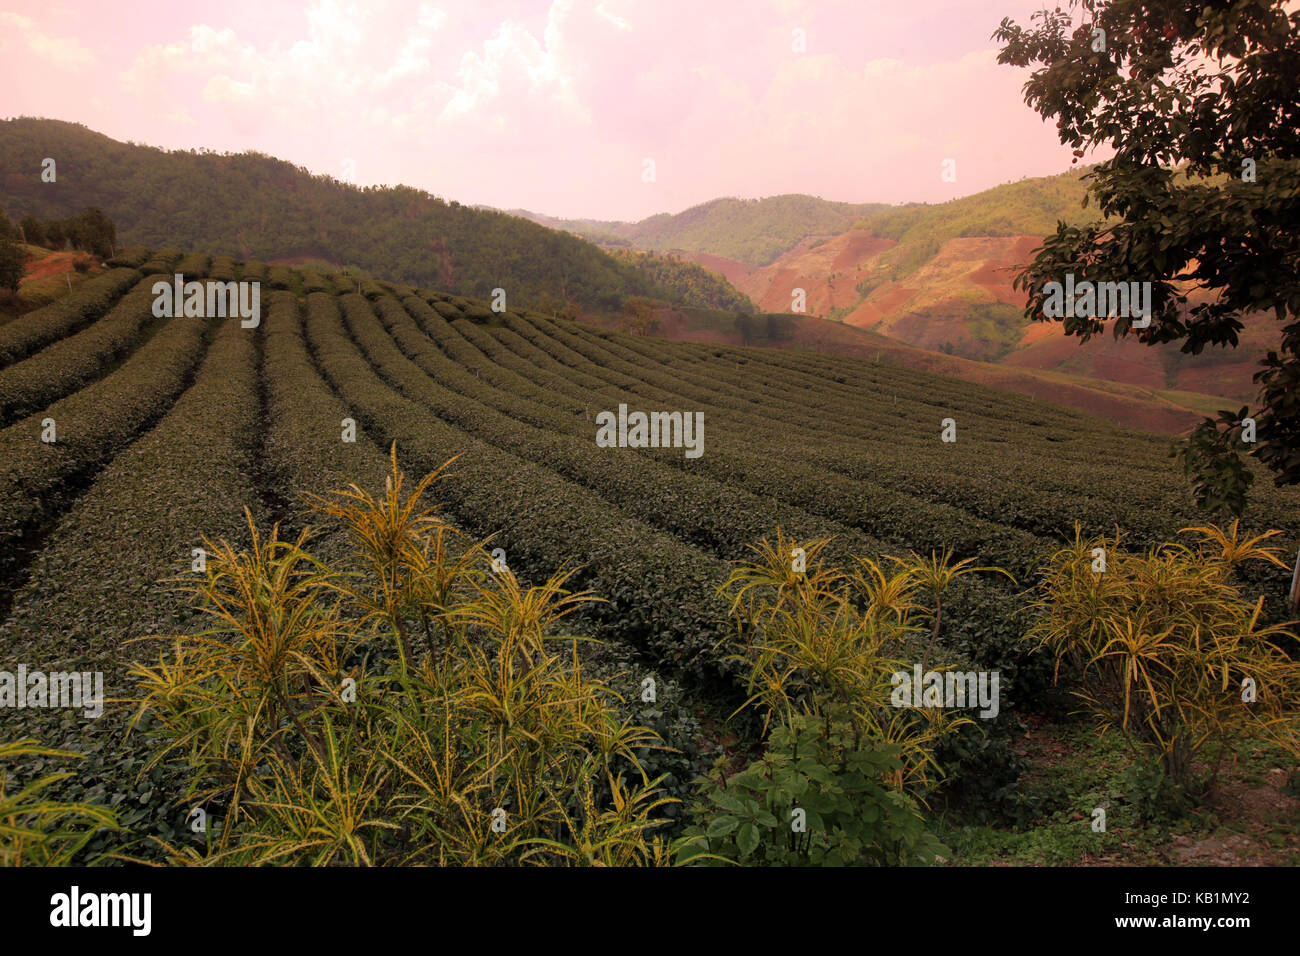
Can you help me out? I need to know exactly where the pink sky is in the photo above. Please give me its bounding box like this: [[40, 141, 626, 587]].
[[0, 0, 1094, 221]]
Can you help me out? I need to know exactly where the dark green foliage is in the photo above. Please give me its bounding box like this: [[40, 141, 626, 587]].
[[461, 303, 495, 323], [0, 235, 23, 294], [0, 267, 141, 366], [16, 208, 117, 257], [173, 252, 210, 278], [0, 290, 207, 593], [266, 265, 296, 291], [683, 708, 948, 866], [19, 216, 45, 247], [138, 249, 181, 275], [0, 315, 262, 859], [67, 207, 116, 258], [994, 0, 1300, 506], [207, 256, 238, 282], [298, 270, 329, 295], [44, 221, 66, 251], [0, 275, 161, 425], [933, 720, 1034, 826], [1118, 762, 1191, 824], [607, 248, 754, 311], [358, 277, 388, 300], [1174, 408, 1257, 516]]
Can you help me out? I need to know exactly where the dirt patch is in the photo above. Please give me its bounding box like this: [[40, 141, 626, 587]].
[[23, 250, 95, 282]]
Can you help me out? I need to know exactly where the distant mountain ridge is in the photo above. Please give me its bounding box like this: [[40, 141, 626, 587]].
[[521, 168, 1272, 405], [511, 195, 886, 267], [0, 117, 750, 315]]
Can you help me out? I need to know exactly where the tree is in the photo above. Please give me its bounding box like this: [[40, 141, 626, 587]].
[[45, 221, 66, 251], [994, 1, 1300, 514], [0, 236, 25, 293], [622, 296, 662, 336], [79, 207, 116, 258], [60, 207, 115, 258], [18, 215, 44, 247], [765, 314, 795, 342]]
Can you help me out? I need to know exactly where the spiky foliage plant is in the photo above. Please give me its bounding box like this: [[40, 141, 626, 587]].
[[0, 740, 119, 866], [1026, 521, 1300, 793], [127, 446, 704, 866]]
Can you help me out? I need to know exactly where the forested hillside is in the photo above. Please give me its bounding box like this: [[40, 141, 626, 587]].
[[0, 118, 748, 315], [518, 194, 886, 267]]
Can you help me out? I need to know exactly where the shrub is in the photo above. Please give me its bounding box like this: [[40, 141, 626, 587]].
[[0, 236, 23, 294], [138, 249, 182, 275], [717, 533, 992, 789], [1026, 521, 1300, 795], [682, 708, 949, 866], [0, 267, 141, 367], [126, 450, 706, 866], [267, 265, 296, 291], [0, 274, 159, 425], [681, 532, 1003, 864]]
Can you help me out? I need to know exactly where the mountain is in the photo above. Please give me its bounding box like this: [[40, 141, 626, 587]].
[[0, 118, 749, 315], [606, 170, 1275, 405], [513, 194, 886, 267]]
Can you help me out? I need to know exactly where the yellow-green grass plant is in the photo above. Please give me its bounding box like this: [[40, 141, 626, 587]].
[[717, 529, 1005, 795], [1026, 521, 1300, 793], [126, 448, 705, 866], [0, 740, 119, 866]]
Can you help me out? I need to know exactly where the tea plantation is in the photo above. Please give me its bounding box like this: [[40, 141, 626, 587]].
[[3, 247, 1298, 865]]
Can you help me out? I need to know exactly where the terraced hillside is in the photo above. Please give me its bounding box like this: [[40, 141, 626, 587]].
[[4, 247, 1300, 849], [5, 244, 1300, 663]]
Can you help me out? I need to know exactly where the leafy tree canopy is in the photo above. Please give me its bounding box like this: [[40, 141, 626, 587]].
[[995, 0, 1300, 514]]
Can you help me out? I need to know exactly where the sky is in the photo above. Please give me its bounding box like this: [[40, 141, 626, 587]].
[[0, 0, 1093, 221]]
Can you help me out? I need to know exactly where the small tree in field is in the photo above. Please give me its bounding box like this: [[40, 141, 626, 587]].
[[19, 216, 45, 248], [622, 296, 662, 336]]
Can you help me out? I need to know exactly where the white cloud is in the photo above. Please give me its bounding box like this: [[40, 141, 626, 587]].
[[0, 12, 93, 69]]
